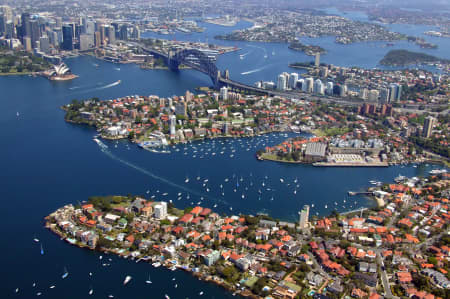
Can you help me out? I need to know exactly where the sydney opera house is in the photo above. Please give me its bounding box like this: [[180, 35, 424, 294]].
[[44, 63, 78, 81]]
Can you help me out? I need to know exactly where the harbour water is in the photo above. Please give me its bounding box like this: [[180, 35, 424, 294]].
[[1, 12, 448, 298]]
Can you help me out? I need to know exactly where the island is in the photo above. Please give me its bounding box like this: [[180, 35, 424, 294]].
[[288, 41, 326, 56], [379, 50, 449, 67], [45, 171, 450, 299]]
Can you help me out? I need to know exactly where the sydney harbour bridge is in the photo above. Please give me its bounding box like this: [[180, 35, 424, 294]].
[[134, 43, 371, 107]]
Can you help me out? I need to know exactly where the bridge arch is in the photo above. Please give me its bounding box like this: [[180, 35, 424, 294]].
[[168, 49, 220, 85]]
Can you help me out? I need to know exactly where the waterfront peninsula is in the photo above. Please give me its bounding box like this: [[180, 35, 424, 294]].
[[380, 50, 450, 67], [45, 171, 450, 299]]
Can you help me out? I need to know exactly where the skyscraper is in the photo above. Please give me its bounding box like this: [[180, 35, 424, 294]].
[[39, 36, 50, 53], [314, 79, 324, 95], [220, 86, 228, 100], [20, 13, 31, 41], [62, 25, 74, 50], [422, 116, 435, 138], [305, 77, 314, 93], [289, 73, 298, 89], [326, 82, 334, 95], [119, 24, 128, 40], [30, 20, 40, 48], [277, 74, 287, 91], [299, 205, 310, 229], [169, 115, 176, 136]]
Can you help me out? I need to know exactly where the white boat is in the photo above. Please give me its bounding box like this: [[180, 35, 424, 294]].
[[280, 178, 284, 183], [108, 295, 114, 298], [36, 292, 42, 296], [49, 285, 55, 289], [123, 275, 132, 285], [185, 178, 189, 183], [15, 288, 19, 293], [33, 238, 39, 243], [89, 288, 93, 295], [62, 267, 69, 279], [174, 284, 178, 288], [146, 274, 152, 284], [17, 112, 20, 117], [199, 291, 204, 295], [165, 295, 170, 299]]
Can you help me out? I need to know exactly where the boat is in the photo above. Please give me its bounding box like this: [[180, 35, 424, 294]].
[[34, 238, 39, 243], [199, 291, 204, 295], [145, 274, 152, 284], [88, 288, 93, 295], [62, 267, 69, 279], [16, 112, 19, 117], [280, 178, 284, 183], [108, 295, 114, 298], [165, 295, 170, 299], [185, 177, 189, 183], [429, 169, 447, 175], [15, 288, 19, 293], [40, 244, 44, 255], [36, 292, 42, 296], [49, 285, 55, 289], [123, 275, 132, 285]]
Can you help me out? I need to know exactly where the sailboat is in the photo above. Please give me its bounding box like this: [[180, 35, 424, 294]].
[[185, 177, 189, 183], [146, 274, 152, 284], [62, 267, 69, 279]]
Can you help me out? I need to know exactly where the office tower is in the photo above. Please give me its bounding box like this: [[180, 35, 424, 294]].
[[359, 88, 368, 100], [94, 31, 101, 48], [131, 26, 140, 39], [368, 89, 379, 102], [422, 116, 435, 138], [305, 77, 314, 93], [48, 30, 58, 46], [169, 115, 176, 136], [314, 79, 324, 95], [23, 36, 32, 51], [105, 25, 115, 44], [220, 86, 228, 100], [61, 25, 73, 50], [379, 88, 390, 104], [315, 53, 320, 67], [55, 17, 62, 28], [20, 13, 31, 41], [289, 73, 298, 89], [111, 22, 119, 38], [0, 13, 5, 36], [39, 36, 50, 53], [0, 5, 13, 22], [85, 20, 95, 35], [296, 78, 304, 90], [326, 82, 334, 95], [5, 20, 14, 38], [30, 20, 40, 48], [299, 205, 310, 229], [75, 24, 83, 39], [339, 84, 347, 97], [119, 24, 128, 40], [389, 83, 402, 102], [79, 34, 93, 51]]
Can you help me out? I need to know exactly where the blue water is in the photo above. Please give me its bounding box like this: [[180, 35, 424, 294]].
[[0, 17, 447, 298], [143, 18, 449, 85]]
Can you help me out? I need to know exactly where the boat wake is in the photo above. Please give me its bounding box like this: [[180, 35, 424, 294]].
[[94, 80, 121, 90], [241, 64, 273, 75], [95, 140, 228, 206]]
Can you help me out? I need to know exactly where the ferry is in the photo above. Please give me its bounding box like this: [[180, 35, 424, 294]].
[[123, 275, 132, 285]]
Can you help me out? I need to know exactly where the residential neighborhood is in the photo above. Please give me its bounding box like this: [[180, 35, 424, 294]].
[[46, 172, 450, 299]]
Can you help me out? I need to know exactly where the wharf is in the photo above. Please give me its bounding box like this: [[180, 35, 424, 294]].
[[313, 162, 389, 167]]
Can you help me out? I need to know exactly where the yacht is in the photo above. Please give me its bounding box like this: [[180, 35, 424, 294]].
[[62, 267, 69, 279], [123, 275, 132, 285], [146, 274, 152, 284]]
